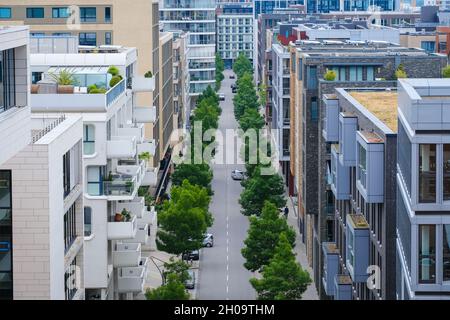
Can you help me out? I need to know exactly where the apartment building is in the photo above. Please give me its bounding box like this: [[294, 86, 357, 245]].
[[289, 40, 447, 298], [321, 87, 398, 300], [0, 26, 85, 300], [29, 38, 158, 300], [396, 78, 450, 300], [217, 3, 254, 69], [160, 0, 216, 99], [173, 32, 190, 131]]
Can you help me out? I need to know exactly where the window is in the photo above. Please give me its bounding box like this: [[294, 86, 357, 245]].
[[421, 41, 436, 53], [358, 143, 367, 188], [366, 66, 375, 81], [79, 33, 97, 46], [52, 7, 69, 18], [444, 145, 450, 201], [52, 32, 71, 37], [443, 224, 450, 282], [307, 66, 317, 89], [64, 203, 77, 253], [0, 171, 12, 299], [30, 33, 45, 37], [418, 225, 436, 283], [65, 258, 78, 300], [297, 58, 302, 81], [0, 48, 16, 113], [26, 7, 44, 18], [84, 207, 92, 237], [0, 8, 11, 19], [80, 7, 96, 22], [105, 32, 112, 45], [105, 7, 111, 23], [419, 144, 436, 203], [87, 166, 103, 196], [63, 150, 71, 198], [310, 97, 318, 121], [31, 72, 42, 84], [83, 125, 95, 155]]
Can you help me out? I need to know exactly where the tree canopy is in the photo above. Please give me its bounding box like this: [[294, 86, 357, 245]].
[[233, 52, 253, 78], [146, 273, 190, 300], [239, 108, 265, 132], [171, 163, 213, 195], [215, 53, 225, 91], [233, 72, 259, 120]]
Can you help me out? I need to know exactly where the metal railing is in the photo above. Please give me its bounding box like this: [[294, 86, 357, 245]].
[[32, 115, 66, 143], [106, 79, 126, 107]]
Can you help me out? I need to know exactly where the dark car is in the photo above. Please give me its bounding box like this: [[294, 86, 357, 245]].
[[229, 74, 235, 79], [182, 250, 200, 261], [232, 87, 237, 93]]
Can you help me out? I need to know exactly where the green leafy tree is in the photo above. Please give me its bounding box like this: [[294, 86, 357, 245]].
[[323, 69, 336, 81], [172, 163, 213, 195], [215, 53, 225, 91], [250, 233, 311, 300], [239, 108, 265, 132], [258, 84, 268, 107], [442, 65, 450, 78], [145, 273, 190, 300], [233, 52, 253, 78], [233, 73, 259, 120], [394, 63, 407, 79], [242, 202, 296, 272], [197, 85, 219, 106], [162, 258, 190, 284], [239, 167, 286, 216], [192, 100, 219, 134], [157, 180, 213, 255]]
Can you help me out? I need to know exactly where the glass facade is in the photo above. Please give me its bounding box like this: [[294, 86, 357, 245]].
[[418, 225, 436, 284], [419, 144, 436, 203], [0, 171, 12, 300], [0, 49, 16, 114]]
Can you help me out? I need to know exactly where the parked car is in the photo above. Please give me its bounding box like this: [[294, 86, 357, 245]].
[[229, 74, 235, 79], [232, 87, 237, 93], [185, 269, 196, 289], [182, 250, 200, 261], [219, 93, 225, 101], [203, 233, 214, 247], [231, 169, 244, 180]]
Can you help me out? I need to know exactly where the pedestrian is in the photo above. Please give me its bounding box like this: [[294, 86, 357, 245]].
[[284, 206, 289, 219]]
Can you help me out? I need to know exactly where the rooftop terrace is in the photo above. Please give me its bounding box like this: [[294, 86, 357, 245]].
[[349, 91, 398, 132]]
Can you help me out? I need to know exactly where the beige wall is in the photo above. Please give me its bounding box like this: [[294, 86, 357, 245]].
[[400, 33, 446, 50]]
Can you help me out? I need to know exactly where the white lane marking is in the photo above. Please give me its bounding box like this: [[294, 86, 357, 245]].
[[227, 264, 229, 271], [227, 275, 229, 282]]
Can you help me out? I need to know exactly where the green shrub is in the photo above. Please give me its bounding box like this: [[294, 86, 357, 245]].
[[395, 69, 407, 79], [442, 65, 450, 78], [109, 75, 122, 88], [107, 66, 120, 76], [87, 84, 97, 93], [145, 71, 153, 78], [324, 69, 337, 81], [89, 88, 107, 94]]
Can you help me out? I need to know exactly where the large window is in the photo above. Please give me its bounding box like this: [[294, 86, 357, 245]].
[[52, 7, 69, 18], [87, 166, 103, 196], [0, 8, 11, 19], [83, 125, 95, 156], [418, 225, 436, 283], [84, 207, 92, 237], [0, 48, 16, 113], [64, 258, 78, 300], [64, 203, 77, 253], [105, 32, 112, 45], [79, 33, 97, 46], [358, 143, 367, 188], [421, 41, 436, 53], [63, 150, 71, 198], [310, 97, 318, 122], [306, 66, 317, 89], [444, 225, 450, 282], [444, 145, 450, 201], [80, 7, 96, 23], [26, 7, 44, 18], [419, 144, 436, 203], [0, 171, 12, 299], [105, 7, 111, 23]]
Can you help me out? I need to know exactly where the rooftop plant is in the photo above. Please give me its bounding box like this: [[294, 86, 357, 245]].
[[324, 69, 337, 81], [48, 69, 77, 86]]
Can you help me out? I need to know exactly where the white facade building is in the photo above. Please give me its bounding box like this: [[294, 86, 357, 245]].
[[160, 0, 216, 98], [29, 38, 158, 300]]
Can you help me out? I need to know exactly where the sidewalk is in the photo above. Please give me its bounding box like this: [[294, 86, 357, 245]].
[[285, 197, 319, 300]]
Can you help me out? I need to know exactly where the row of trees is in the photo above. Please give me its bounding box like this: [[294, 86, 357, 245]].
[[231, 53, 312, 299], [150, 86, 221, 300], [215, 53, 225, 91]]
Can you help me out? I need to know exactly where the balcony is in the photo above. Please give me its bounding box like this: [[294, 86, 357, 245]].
[[107, 214, 138, 240], [334, 275, 352, 300], [322, 242, 340, 297], [106, 136, 137, 159], [31, 79, 126, 112], [133, 106, 156, 123], [118, 123, 145, 144], [117, 258, 148, 293], [136, 223, 149, 245], [356, 132, 384, 203], [331, 144, 351, 200], [132, 76, 155, 92], [137, 140, 156, 157], [339, 113, 358, 167], [104, 161, 146, 200], [117, 197, 145, 219], [141, 167, 158, 187], [322, 95, 339, 142], [346, 214, 370, 283], [112, 243, 142, 268], [137, 206, 157, 226]]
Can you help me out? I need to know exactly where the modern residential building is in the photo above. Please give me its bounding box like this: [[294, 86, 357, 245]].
[[319, 10, 420, 26], [253, 0, 303, 18], [321, 87, 398, 300], [29, 38, 158, 300], [172, 32, 190, 131], [159, 0, 216, 100], [0, 26, 85, 300], [289, 39, 447, 298], [216, 3, 254, 69], [396, 78, 450, 300]]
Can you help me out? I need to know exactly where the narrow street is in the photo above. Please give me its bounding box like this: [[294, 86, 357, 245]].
[[197, 69, 255, 300]]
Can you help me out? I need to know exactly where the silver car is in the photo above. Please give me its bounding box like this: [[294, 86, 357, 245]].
[[231, 169, 244, 180], [185, 269, 196, 289], [203, 233, 214, 247]]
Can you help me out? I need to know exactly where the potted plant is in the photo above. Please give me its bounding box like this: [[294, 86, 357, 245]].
[[48, 69, 77, 94], [109, 75, 123, 88], [31, 84, 39, 94], [114, 212, 123, 222], [144, 71, 153, 78], [121, 208, 131, 222], [108, 66, 120, 77], [139, 152, 151, 162]]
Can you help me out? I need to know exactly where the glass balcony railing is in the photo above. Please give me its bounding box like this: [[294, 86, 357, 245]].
[[106, 79, 126, 106], [103, 174, 137, 197]]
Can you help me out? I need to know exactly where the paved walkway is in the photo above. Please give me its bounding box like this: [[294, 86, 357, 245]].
[[285, 196, 319, 300]]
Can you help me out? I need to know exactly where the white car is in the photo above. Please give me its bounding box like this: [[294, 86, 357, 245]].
[[231, 169, 244, 180], [203, 233, 214, 247], [219, 93, 225, 101]]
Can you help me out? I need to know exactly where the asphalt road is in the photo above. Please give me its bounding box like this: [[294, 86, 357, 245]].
[[197, 69, 255, 300]]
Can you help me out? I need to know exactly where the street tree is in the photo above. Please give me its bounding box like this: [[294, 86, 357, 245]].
[[146, 273, 190, 300], [239, 167, 286, 216], [242, 201, 296, 272], [250, 233, 311, 300], [162, 258, 191, 284], [215, 53, 225, 91], [239, 108, 265, 132], [233, 52, 253, 78], [233, 73, 259, 120], [172, 163, 213, 195], [157, 180, 213, 255]]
